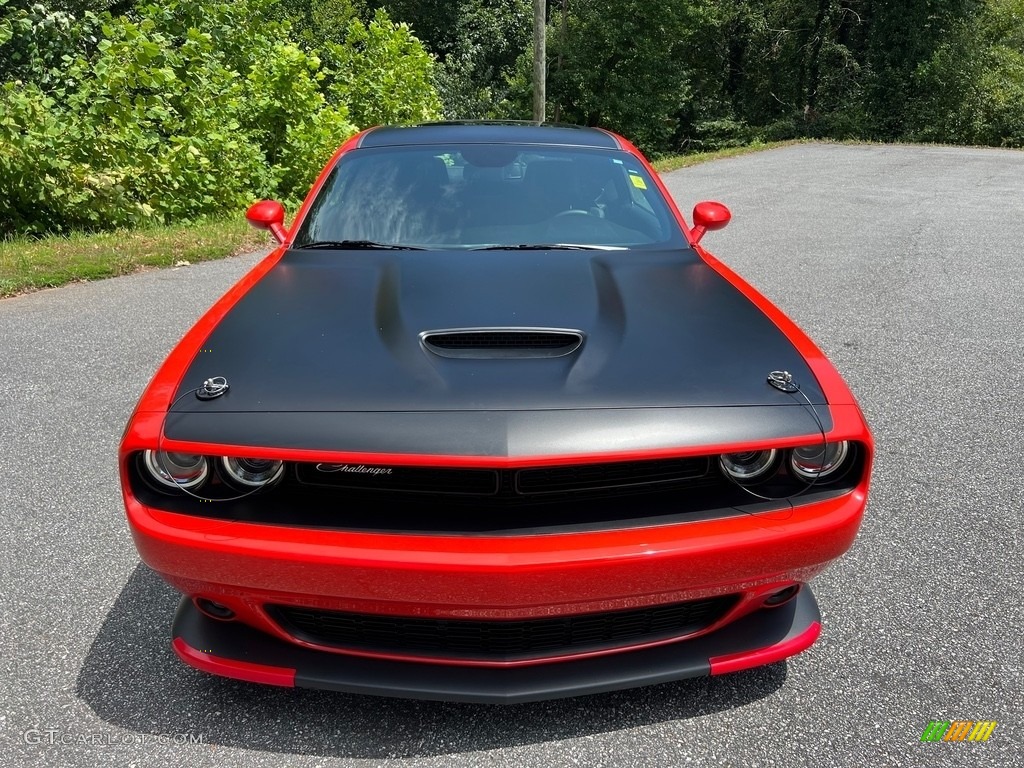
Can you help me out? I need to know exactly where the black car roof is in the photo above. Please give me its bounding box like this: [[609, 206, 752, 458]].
[[358, 121, 623, 150]]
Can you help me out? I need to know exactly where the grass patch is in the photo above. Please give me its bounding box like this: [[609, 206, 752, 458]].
[[652, 140, 795, 173], [0, 216, 270, 298]]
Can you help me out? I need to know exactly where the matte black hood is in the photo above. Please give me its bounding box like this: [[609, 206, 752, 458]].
[[165, 248, 828, 454], [173, 248, 822, 411]]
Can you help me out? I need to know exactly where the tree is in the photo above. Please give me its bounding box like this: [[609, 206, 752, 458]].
[[545, 0, 715, 152], [911, 0, 1024, 146], [319, 8, 442, 127], [865, 0, 984, 139], [362, 0, 531, 119]]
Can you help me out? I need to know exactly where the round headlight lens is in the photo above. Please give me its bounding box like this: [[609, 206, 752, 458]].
[[143, 450, 209, 489], [720, 449, 778, 482], [790, 441, 849, 480], [221, 457, 285, 488]]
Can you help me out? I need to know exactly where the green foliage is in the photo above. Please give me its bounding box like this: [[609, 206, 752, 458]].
[[0, 0, 97, 86], [978, 46, 1024, 146], [679, 0, 871, 147], [0, 0, 453, 236], [688, 119, 757, 152], [911, 0, 1024, 147], [544, 0, 713, 152], [361, 0, 529, 119], [4, 1, 133, 10], [865, 0, 985, 138], [361, 0, 449, 52], [243, 41, 357, 198], [0, 0, 444, 236], [320, 8, 442, 127], [0, 80, 78, 234], [432, 0, 530, 119], [269, 0, 362, 50]]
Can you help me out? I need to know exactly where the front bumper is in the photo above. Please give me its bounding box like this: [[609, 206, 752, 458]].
[[172, 588, 822, 703], [127, 488, 866, 620], [127, 472, 866, 700]]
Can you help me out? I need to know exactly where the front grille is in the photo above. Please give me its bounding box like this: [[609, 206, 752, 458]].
[[295, 456, 711, 498], [421, 328, 583, 358], [268, 595, 738, 661], [516, 457, 707, 494]]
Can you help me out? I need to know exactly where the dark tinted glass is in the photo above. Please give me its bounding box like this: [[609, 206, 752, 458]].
[[292, 144, 686, 250]]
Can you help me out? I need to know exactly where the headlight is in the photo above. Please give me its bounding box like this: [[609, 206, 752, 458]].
[[719, 449, 778, 482], [789, 441, 849, 480], [220, 457, 285, 488], [143, 450, 209, 489]]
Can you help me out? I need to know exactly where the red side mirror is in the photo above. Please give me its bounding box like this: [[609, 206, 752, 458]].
[[246, 200, 288, 244], [691, 201, 731, 244]]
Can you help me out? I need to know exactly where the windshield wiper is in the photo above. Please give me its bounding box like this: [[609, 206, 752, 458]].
[[293, 240, 427, 251], [469, 243, 625, 251]]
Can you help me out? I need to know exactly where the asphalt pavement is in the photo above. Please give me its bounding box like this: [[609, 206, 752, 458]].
[[1, 143, 1021, 767]]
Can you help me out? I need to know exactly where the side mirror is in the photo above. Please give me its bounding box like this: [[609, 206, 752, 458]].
[[690, 201, 731, 244], [246, 200, 288, 244]]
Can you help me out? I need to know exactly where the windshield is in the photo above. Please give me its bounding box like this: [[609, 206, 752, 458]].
[[292, 144, 686, 250]]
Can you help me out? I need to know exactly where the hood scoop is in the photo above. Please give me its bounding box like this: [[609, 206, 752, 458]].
[[420, 328, 584, 359]]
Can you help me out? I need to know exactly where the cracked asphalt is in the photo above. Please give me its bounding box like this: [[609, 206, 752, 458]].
[[1, 143, 1021, 767]]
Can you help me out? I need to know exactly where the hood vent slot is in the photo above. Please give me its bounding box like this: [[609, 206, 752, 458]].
[[421, 328, 584, 359]]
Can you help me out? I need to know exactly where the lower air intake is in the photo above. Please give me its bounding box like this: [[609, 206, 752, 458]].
[[268, 595, 738, 661]]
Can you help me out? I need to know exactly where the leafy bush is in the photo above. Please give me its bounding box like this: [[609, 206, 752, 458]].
[[243, 41, 358, 200], [0, 0, 444, 236], [0, 0, 344, 234], [911, 0, 1024, 147], [269, 0, 360, 51], [0, 1, 348, 234], [320, 8, 441, 128], [430, 0, 530, 119], [543, 0, 717, 153], [0, 0, 98, 87], [357, 0, 528, 120], [0, 81, 87, 234], [688, 119, 756, 151]]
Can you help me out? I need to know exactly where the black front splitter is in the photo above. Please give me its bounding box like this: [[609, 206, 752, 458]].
[[171, 589, 821, 704]]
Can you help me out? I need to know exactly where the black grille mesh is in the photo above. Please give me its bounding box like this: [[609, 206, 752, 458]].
[[268, 595, 737, 660], [516, 457, 707, 494]]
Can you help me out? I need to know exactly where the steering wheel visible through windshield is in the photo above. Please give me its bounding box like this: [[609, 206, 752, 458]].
[[291, 143, 686, 251]]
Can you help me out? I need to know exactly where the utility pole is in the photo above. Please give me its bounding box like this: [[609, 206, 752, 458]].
[[553, 0, 567, 123], [533, 0, 546, 122]]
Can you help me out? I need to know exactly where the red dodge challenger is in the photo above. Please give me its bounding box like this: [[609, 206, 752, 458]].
[[119, 122, 873, 703]]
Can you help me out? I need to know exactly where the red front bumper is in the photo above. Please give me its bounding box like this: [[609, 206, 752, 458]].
[[126, 481, 865, 664]]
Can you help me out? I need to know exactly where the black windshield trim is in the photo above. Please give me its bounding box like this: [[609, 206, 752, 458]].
[[469, 243, 625, 251], [293, 240, 428, 251]]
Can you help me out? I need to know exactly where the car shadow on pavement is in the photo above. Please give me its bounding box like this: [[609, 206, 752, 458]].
[[77, 564, 786, 759]]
